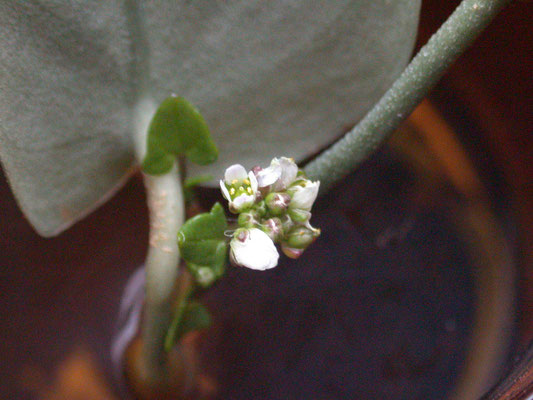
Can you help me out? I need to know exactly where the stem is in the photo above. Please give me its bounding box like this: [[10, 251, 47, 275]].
[[142, 166, 184, 379], [304, 0, 510, 191], [164, 272, 195, 352], [133, 98, 185, 381]]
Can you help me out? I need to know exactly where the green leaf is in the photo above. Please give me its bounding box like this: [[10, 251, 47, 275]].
[[165, 301, 212, 351], [178, 203, 228, 287], [141, 96, 218, 175], [0, 1, 420, 236]]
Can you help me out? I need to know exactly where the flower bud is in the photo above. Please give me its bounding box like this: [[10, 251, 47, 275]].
[[285, 226, 320, 249], [265, 192, 291, 216], [261, 217, 283, 241], [287, 179, 320, 211], [288, 208, 311, 223], [280, 214, 294, 234], [254, 200, 267, 217], [230, 228, 279, 270], [281, 244, 304, 259], [238, 211, 258, 228]]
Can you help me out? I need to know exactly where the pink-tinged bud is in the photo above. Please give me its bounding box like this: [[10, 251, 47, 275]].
[[265, 192, 291, 215], [281, 244, 304, 259], [261, 217, 283, 241]]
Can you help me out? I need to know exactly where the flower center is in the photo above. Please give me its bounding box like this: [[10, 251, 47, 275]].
[[227, 178, 254, 199]]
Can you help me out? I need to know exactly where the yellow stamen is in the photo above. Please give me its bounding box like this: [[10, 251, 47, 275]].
[[247, 187, 253, 194], [231, 179, 238, 185], [244, 178, 250, 185], [238, 186, 244, 192], [230, 188, 236, 195]]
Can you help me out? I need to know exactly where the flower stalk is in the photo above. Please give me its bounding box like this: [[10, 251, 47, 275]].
[[305, 0, 511, 191]]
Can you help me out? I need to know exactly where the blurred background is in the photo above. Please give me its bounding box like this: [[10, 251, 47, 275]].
[[0, 1, 531, 399]]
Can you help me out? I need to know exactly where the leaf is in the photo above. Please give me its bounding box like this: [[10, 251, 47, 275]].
[[0, 0, 420, 236], [178, 203, 228, 287], [165, 301, 211, 350], [141, 96, 218, 175]]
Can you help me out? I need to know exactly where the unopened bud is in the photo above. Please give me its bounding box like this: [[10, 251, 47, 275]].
[[261, 217, 283, 241], [238, 211, 258, 228], [280, 214, 294, 233], [285, 226, 320, 249], [265, 192, 291, 215], [288, 208, 311, 223], [281, 244, 304, 259], [254, 200, 267, 217]]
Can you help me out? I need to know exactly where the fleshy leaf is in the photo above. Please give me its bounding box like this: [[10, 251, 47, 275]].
[[141, 96, 218, 175], [0, 1, 420, 235], [178, 203, 228, 287]]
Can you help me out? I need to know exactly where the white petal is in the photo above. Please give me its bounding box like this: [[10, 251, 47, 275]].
[[232, 193, 255, 211], [230, 228, 279, 270], [256, 164, 282, 187], [272, 157, 298, 191], [248, 171, 259, 192], [220, 180, 231, 200], [290, 181, 320, 211], [225, 164, 248, 183]]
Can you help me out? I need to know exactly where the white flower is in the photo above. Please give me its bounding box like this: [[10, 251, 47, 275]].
[[220, 164, 258, 213], [256, 157, 298, 191], [230, 228, 279, 270], [288, 180, 320, 211]]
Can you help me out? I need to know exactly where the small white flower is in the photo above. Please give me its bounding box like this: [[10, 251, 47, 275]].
[[255, 164, 282, 188], [220, 164, 258, 213], [230, 228, 279, 271], [288, 180, 320, 211], [256, 157, 298, 191]]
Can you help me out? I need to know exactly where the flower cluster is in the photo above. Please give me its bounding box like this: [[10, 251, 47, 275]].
[[220, 157, 320, 270]]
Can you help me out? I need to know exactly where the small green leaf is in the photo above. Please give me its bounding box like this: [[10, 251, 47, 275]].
[[142, 96, 218, 175], [165, 301, 212, 351], [178, 203, 228, 287]]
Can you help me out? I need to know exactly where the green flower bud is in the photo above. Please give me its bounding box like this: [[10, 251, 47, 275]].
[[238, 211, 259, 228], [265, 192, 291, 216], [280, 214, 294, 234], [288, 208, 311, 223], [285, 226, 320, 249], [254, 200, 268, 217]]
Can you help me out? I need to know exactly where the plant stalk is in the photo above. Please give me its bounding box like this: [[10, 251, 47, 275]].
[[304, 0, 511, 191], [134, 98, 185, 381]]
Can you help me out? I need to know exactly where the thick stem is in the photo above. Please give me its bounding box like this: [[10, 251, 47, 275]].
[[141, 166, 184, 379], [133, 98, 185, 381], [304, 0, 511, 191]]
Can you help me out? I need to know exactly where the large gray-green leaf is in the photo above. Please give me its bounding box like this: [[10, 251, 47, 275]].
[[0, 0, 420, 236]]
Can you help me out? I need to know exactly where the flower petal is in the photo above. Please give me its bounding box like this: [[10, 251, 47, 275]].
[[289, 180, 320, 211], [224, 164, 248, 183], [220, 179, 231, 200], [256, 164, 281, 187], [232, 193, 255, 211], [230, 228, 279, 270], [272, 157, 298, 191], [248, 171, 259, 192]]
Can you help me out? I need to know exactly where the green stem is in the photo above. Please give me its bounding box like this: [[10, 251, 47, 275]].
[[164, 275, 195, 352], [304, 0, 510, 191], [133, 98, 186, 381]]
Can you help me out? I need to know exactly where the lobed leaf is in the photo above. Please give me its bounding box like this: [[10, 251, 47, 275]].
[[178, 202, 228, 287], [141, 96, 218, 175]]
